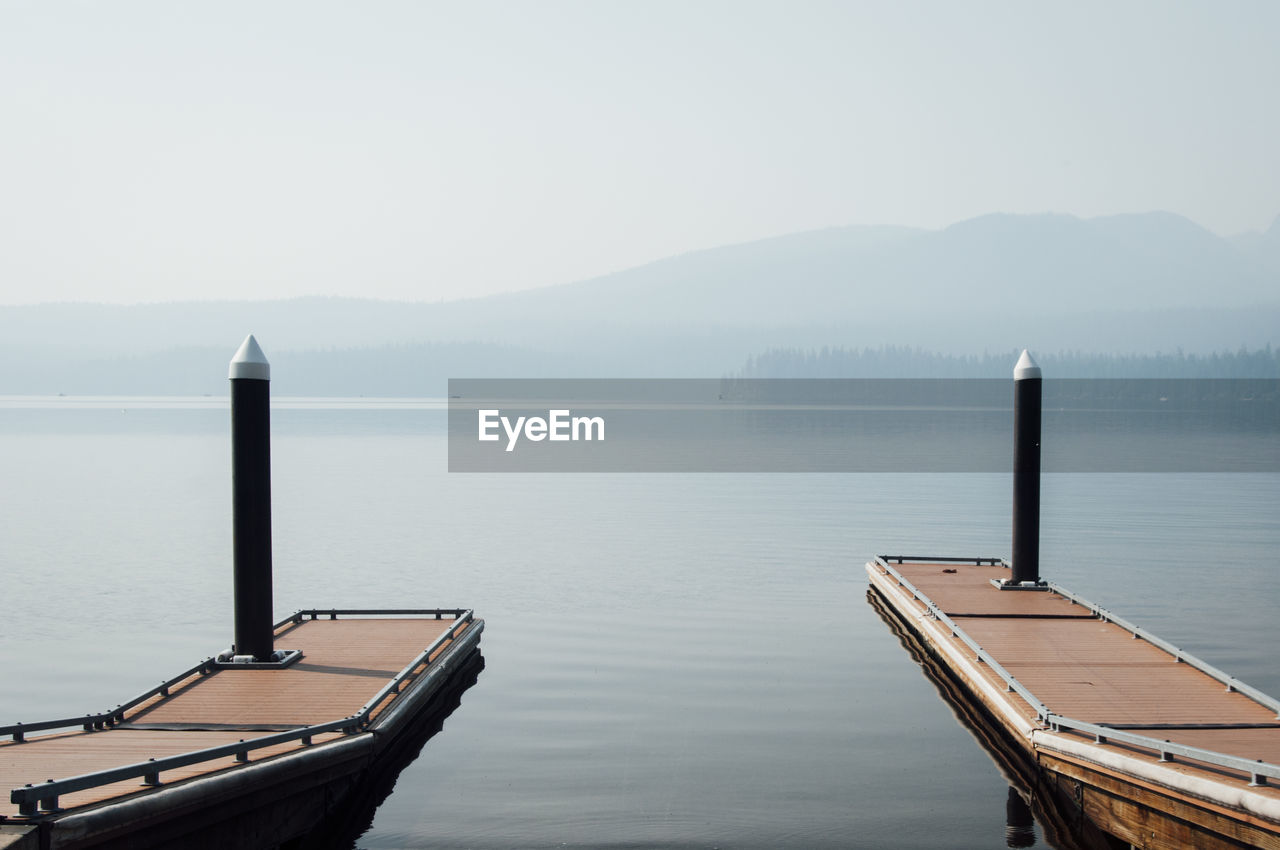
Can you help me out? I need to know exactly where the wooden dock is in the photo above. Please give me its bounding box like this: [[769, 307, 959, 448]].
[[0, 610, 483, 850], [867, 556, 1280, 850]]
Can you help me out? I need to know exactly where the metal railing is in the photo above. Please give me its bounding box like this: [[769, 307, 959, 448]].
[[1, 658, 219, 742], [874, 557, 1052, 721], [284, 608, 472, 623], [1043, 583, 1280, 717], [351, 611, 473, 724], [7, 609, 474, 817], [1039, 713, 1279, 788], [11, 716, 361, 815], [880, 555, 1005, 565], [877, 555, 1280, 718], [0, 609, 474, 744], [872, 556, 1280, 788]]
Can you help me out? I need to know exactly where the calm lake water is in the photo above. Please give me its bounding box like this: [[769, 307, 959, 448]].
[[1, 398, 1277, 849]]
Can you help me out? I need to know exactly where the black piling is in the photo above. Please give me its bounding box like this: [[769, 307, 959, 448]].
[[1004, 786, 1036, 848], [230, 335, 274, 661], [1010, 350, 1042, 585], [1008, 348, 1039, 581]]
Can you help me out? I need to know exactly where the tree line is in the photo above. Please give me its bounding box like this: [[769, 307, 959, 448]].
[[737, 345, 1280, 378]]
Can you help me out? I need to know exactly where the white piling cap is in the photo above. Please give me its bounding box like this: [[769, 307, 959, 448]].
[[229, 335, 270, 381], [1013, 349, 1041, 381]]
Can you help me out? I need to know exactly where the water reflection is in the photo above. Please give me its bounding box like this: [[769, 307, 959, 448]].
[[1005, 786, 1036, 848], [867, 589, 1128, 850], [294, 650, 485, 850]]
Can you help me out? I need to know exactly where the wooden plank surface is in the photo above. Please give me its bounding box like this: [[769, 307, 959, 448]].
[[958, 617, 1276, 725], [870, 559, 1280, 806], [890, 561, 1094, 617], [0, 730, 342, 813], [1156, 727, 1280, 766], [0, 617, 459, 817], [129, 618, 453, 728]]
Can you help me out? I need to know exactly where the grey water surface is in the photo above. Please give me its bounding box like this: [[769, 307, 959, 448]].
[[1, 399, 1276, 849]]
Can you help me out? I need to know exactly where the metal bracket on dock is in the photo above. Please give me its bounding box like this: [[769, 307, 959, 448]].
[[990, 579, 1052, 591], [211, 648, 303, 670]]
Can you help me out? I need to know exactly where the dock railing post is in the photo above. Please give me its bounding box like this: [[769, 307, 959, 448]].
[[230, 335, 275, 661], [1010, 349, 1042, 585]]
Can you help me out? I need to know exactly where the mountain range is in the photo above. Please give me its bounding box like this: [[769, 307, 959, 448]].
[[3, 211, 1277, 393]]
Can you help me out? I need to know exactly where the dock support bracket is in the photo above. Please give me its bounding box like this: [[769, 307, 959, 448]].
[[142, 759, 161, 786], [39, 781, 60, 813]]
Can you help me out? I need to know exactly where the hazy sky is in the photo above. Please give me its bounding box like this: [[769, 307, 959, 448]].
[[2, 1, 1277, 305]]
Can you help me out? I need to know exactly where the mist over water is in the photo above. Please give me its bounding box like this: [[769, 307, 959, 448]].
[[6, 5, 1279, 843], [1, 400, 1276, 848]]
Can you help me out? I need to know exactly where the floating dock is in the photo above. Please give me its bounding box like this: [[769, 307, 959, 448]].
[[0, 610, 482, 849], [1, 338, 486, 848], [867, 555, 1280, 850]]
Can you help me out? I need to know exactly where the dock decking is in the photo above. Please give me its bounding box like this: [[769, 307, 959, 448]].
[[867, 557, 1280, 849], [0, 611, 481, 831]]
